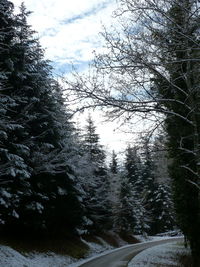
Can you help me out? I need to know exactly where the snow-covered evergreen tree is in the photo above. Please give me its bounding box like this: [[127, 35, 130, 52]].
[[150, 184, 175, 234], [141, 139, 175, 234], [81, 115, 112, 232], [114, 175, 137, 233], [109, 151, 121, 205], [125, 146, 144, 194], [0, 0, 32, 227], [108, 151, 121, 231], [110, 150, 118, 174], [150, 135, 176, 233], [115, 145, 150, 234], [0, 2, 83, 234]]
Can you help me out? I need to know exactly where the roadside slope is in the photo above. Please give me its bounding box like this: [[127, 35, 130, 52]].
[[0, 232, 138, 267], [76, 237, 183, 267], [128, 240, 189, 266]]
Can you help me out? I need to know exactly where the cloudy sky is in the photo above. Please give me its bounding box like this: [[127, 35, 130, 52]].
[[12, 0, 117, 74], [12, 0, 135, 156]]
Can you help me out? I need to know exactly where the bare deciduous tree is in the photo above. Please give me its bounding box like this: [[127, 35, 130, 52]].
[[66, 1, 200, 265]]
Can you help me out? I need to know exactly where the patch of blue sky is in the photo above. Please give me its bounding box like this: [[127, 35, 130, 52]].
[[51, 60, 91, 76], [41, 27, 58, 37], [61, 0, 112, 25]]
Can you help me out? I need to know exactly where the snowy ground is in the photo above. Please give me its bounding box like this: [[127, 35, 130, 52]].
[[128, 241, 189, 267], [0, 235, 184, 267], [0, 236, 116, 267], [0, 245, 75, 267], [0, 242, 114, 267]]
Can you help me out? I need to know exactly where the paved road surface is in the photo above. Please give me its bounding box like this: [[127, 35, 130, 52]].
[[78, 237, 183, 267]]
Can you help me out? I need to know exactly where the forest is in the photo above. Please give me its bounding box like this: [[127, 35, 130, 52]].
[[0, 0, 200, 266]]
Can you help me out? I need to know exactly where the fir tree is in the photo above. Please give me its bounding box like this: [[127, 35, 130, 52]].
[[115, 145, 150, 234], [125, 145, 144, 194], [141, 139, 176, 234], [108, 151, 121, 231], [150, 184, 175, 234], [0, 2, 83, 234], [0, 0, 32, 227], [115, 175, 137, 233], [110, 150, 118, 174], [82, 115, 111, 231]]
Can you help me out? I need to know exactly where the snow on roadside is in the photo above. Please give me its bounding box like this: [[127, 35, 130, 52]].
[[68, 236, 183, 267], [0, 245, 31, 267], [0, 235, 184, 267], [135, 232, 183, 243], [0, 237, 115, 267], [128, 241, 190, 267], [0, 245, 75, 267]]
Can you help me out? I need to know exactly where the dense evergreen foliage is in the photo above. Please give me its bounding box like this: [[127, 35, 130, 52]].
[[0, 0, 83, 235], [0, 0, 176, 244], [113, 143, 175, 235], [81, 115, 112, 231], [120, 146, 149, 234]]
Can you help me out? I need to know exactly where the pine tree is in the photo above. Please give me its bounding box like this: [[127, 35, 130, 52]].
[[125, 145, 144, 194], [0, 2, 83, 234], [82, 115, 111, 232], [141, 139, 176, 234], [110, 150, 118, 174], [108, 151, 121, 231], [115, 175, 137, 233], [115, 145, 150, 234], [150, 184, 175, 234], [109, 151, 121, 205], [16, 5, 83, 233], [144, 0, 200, 259], [0, 0, 32, 227], [150, 135, 176, 233]]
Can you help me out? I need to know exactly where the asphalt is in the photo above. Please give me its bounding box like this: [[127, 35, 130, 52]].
[[78, 237, 183, 267]]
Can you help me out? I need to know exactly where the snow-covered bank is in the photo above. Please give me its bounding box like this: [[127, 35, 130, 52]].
[[0, 233, 121, 267], [0, 241, 113, 267], [128, 241, 190, 266], [0, 235, 129, 267], [0, 245, 75, 267], [67, 236, 183, 267], [0, 235, 183, 267], [68, 236, 184, 267]]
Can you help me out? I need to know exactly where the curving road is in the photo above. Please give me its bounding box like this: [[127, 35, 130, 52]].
[[78, 237, 183, 267]]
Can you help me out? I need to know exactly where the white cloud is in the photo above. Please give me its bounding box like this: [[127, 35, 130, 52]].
[[11, 0, 136, 155], [12, 0, 118, 72]]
